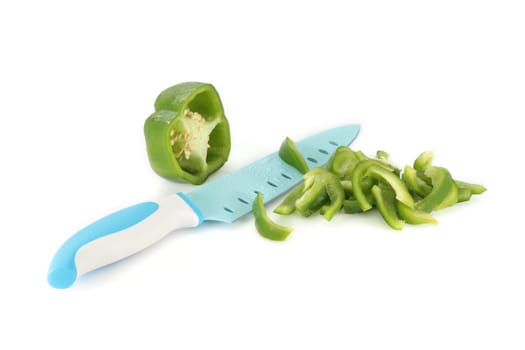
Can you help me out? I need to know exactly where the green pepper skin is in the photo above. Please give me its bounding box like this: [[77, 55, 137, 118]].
[[253, 193, 293, 241], [371, 185, 404, 230], [396, 202, 438, 225], [144, 82, 231, 185], [273, 183, 304, 215], [320, 172, 345, 220], [326, 147, 360, 179], [403, 166, 432, 197], [455, 180, 487, 195], [294, 168, 344, 220], [351, 159, 396, 212], [366, 165, 414, 209], [414, 151, 434, 171], [416, 166, 455, 213], [279, 137, 309, 174]]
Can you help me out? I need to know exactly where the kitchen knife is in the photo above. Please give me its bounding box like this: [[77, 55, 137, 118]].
[[48, 124, 360, 288]]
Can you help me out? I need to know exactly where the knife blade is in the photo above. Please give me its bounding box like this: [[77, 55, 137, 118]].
[[48, 124, 360, 288]]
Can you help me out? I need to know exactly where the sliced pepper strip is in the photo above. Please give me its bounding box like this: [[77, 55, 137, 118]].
[[351, 159, 396, 211], [371, 185, 404, 230], [434, 180, 458, 210], [416, 166, 455, 213], [320, 172, 345, 220], [396, 202, 438, 225], [326, 147, 360, 179], [455, 180, 487, 195], [294, 168, 344, 220], [403, 165, 432, 197], [279, 137, 309, 174], [273, 183, 304, 215], [366, 165, 415, 209], [414, 151, 434, 171], [253, 193, 293, 241]]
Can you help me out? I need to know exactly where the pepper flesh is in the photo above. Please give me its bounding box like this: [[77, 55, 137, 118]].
[[351, 159, 396, 211], [278, 137, 309, 174], [295, 168, 344, 220], [416, 166, 456, 213], [273, 183, 304, 215], [403, 165, 432, 197], [144, 82, 231, 185], [396, 202, 438, 225], [371, 185, 404, 230], [253, 193, 293, 241]]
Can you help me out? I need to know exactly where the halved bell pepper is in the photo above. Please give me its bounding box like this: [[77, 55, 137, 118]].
[[144, 82, 231, 185]]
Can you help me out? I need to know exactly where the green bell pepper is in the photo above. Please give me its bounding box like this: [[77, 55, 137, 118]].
[[396, 202, 438, 225], [144, 82, 231, 185], [402, 165, 432, 198], [413, 151, 434, 171], [253, 193, 293, 241], [416, 166, 456, 212], [295, 168, 344, 220], [279, 137, 309, 174], [351, 159, 396, 211], [325, 146, 360, 179], [371, 185, 404, 230], [273, 183, 305, 215]]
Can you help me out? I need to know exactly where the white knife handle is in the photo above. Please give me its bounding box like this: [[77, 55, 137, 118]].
[[48, 193, 202, 289]]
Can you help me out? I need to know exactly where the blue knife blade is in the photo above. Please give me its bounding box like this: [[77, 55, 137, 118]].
[[48, 124, 360, 288]]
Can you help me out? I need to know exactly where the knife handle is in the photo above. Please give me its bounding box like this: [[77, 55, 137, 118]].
[[48, 193, 203, 289]]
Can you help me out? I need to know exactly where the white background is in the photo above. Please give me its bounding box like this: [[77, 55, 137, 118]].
[[1, 1, 524, 349]]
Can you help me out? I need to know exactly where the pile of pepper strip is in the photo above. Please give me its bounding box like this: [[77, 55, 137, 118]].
[[253, 141, 487, 241]]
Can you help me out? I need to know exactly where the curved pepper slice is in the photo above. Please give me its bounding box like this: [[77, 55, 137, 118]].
[[402, 166, 432, 197], [414, 151, 434, 171], [416, 166, 456, 213], [253, 193, 293, 241], [279, 137, 309, 174], [326, 146, 360, 179], [351, 159, 396, 211], [396, 202, 438, 225], [144, 82, 231, 184], [295, 168, 344, 220], [366, 165, 414, 209], [371, 185, 404, 230], [273, 183, 304, 215], [455, 180, 487, 203]]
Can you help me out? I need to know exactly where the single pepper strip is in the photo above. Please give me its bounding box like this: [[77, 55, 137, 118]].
[[279, 137, 309, 174], [414, 151, 434, 171], [273, 183, 304, 215], [144, 82, 231, 185], [351, 159, 396, 211], [403, 165, 432, 197], [416, 166, 456, 213], [359, 164, 414, 210], [253, 193, 293, 241], [295, 168, 332, 217], [396, 202, 438, 225], [371, 185, 404, 230]]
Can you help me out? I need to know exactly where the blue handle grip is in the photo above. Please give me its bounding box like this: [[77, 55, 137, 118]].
[[48, 202, 159, 289]]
